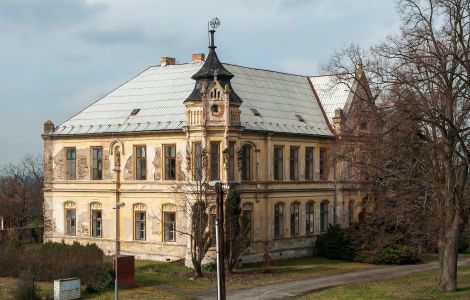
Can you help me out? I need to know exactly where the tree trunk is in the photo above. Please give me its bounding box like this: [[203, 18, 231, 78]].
[[437, 225, 460, 291], [193, 259, 202, 277]]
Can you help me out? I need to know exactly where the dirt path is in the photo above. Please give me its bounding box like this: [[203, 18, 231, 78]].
[[195, 258, 470, 300]]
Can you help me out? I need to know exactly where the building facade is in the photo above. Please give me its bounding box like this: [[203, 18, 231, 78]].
[[42, 32, 367, 262]]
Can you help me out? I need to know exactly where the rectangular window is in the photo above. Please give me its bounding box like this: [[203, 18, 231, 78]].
[[273, 146, 283, 180], [320, 148, 328, 181], [210, 142, 220, 180], [135, 146, 147, 180], [91, 147, 103, 180], [193, 142, 202, 181], [210, 214, 217, 247], [66, 147, 76, 180], [242, 209, 252, 242], [290, 147, 299, 180], [290, 203, 300, 236], [306, 202, 314, 235], [164, 145, 176, 180], [66, 209, 76, 236], [305, 147, 314, 180], [228, 142, 235, 182], [135, 211, 146, 240], [274, 204, 284, 237], [91, 210, 102, 238], [163, 211, 176, 242]]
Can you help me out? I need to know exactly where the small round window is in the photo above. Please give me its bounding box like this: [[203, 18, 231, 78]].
[[211, 104, 219, 113]]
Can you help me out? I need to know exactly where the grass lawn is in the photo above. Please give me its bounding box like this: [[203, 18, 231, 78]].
[[301, 264, 470, 300], [0, 256, 376, 299]]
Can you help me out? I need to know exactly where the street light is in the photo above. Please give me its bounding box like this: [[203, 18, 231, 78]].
[[209, 180, 228, 300]]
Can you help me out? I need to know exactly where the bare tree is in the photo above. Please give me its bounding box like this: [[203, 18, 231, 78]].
[[0, 154, 44, 229], [325, 0, 470, 291]]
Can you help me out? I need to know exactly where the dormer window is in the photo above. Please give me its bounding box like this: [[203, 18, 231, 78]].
[[295, 114, 305, 122], [131, 109, 140, 116], [250, 108, 261, 117]]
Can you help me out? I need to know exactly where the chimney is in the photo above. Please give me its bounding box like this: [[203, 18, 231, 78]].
[[43, 120, 55, 135], [160, 57, 176, 66], [192, 53, 205, 62]]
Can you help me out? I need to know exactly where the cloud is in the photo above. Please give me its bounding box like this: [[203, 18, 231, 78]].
[[0, 0, 107, 31]]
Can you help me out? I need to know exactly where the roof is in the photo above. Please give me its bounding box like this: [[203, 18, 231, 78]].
[[52, 62, 333, 137], [310, 75, 355, 120]]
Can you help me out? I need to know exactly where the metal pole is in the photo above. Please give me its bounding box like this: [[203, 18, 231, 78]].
[[215, 218, 221, 300], [114, 168, 121, 300], [215, 182, 226, 300]]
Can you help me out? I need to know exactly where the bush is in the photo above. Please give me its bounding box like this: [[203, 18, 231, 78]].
[[13, 276, 40, 300], [315, 224, 355, 261], [202, 261, 217, 273], [354, 245, 418, 264], [0, 240, 112, 293]]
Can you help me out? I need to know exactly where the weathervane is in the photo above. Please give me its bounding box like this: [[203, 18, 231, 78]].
[[208, 17, 220, 49]]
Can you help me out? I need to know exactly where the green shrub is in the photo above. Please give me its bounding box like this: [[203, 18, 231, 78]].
[[202, 261, 217, 273], [315, 224, 355, 261], [354, 245, 418, 264]]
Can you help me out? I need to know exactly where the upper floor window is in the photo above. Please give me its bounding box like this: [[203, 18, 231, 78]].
[[319, 148, 328, 181], [66, 147, 76, 180], [306, 201, 314, 235], [135, 146, 147, 180], [320, 200, 329, 233], [274, 202, 284, 237], [290, 147, 299, 180], [228, 142, 235, 182], [193, 142, 203, 181], [273, 146, 283, 180], [64, 201, 76, 236], [290, 202, 300, 236], [91, 147, 103, 180], [305, 147, 314, 181], [210, 142, 220, 180], [163, 206, 176, 242], [164, 145, 176, 180], [241, 144, 252, 181]]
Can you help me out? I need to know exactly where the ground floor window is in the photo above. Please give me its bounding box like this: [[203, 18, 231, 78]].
[[306, 201, 314, 235], [91, 209, 102, 238], [274, 202, 284, 237], [163, 211, 176, 242], [134, 204, 147, 240], [66, 209, 76, 236], [320, 200, 329, 232], [290, 202, 300, 236]]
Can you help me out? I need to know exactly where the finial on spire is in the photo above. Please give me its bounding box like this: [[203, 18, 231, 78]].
[[357, 57, 363, 70], [209, 17, 220, 49]]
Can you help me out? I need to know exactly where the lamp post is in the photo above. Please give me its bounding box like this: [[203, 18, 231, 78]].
[[210, 181, 227, 300], [113, 149, 125, 300]]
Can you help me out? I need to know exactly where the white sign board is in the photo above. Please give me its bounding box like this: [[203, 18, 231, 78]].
[[54, 278, 80, 300]]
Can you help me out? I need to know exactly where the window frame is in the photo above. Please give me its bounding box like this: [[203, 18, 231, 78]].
[[273, 146, 284, 181], [227, 141, 236, 182], [65, 147, 76, 180], [210, 141, 220, 180], [164, 144, 177, 180], [134, 210, 147, 241], [163, 211, 176, 242], [274, 202, 284, 238], [305, 147, 314, 181], [193, 142, 203, 181], [91, 146, 103, 180], [319, 148, 328, 181], [135, 145, 147, 180], [306, 201, 314, 235], [320, 200, 329, 233], [65, 208, 76, 236], [289, 147, 299, 181], [241, 144, 252, 181], [91, 209, 102, 238], [290, 202, 300, 236]]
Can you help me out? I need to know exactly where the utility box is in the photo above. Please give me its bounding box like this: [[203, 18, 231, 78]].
[[112, 255, 135, 288], [53, 278, 80, 300]]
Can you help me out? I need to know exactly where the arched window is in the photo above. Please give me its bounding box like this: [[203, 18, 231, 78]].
[[241, 144, 251, 181], [274, 202, 284, 238], [290, 202, 300, 236], [349, 201, 355, 225], [242, 203, 253, 242], [90, 202, 102, 238], [134, 203, 147, 241], [64, 201, 76, 236], [306, 201, 314, 235], [320, 200, 329, 233]]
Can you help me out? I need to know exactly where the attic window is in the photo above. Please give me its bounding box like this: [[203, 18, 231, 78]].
[[250, 108, 261, 117], [295, 114, 305, 122], [130, 109, 140, 116]]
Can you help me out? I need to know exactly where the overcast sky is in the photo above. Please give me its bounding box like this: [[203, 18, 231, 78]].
[[0, 0, 401, 165]]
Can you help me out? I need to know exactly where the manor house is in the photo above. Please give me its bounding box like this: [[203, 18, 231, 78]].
[[42, 30, 368, 262]]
